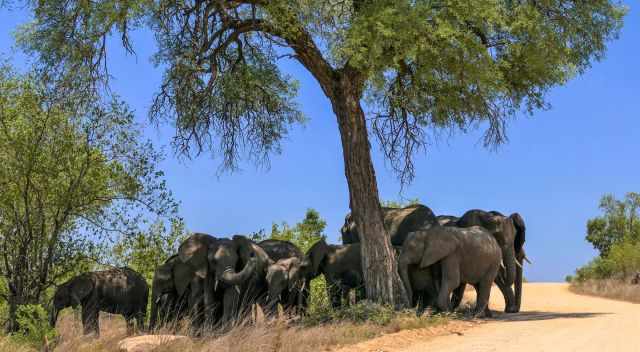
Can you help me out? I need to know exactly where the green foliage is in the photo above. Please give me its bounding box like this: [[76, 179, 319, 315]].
[[255, 208, 327, 253], [565, 275, 574, 283], [381, 198, 420, 209], [11, 0, 625, 181], [0, 66, 176, 330], [586, 193, 640, 256], [575, 209, 640, 282], [303, 301, 399, 326], [11, 305, 57, 349], [112, 218, 188, 282]]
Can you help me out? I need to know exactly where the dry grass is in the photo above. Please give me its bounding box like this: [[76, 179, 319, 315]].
[[0, 309, 449, 352], [570, 279, 640, 303]]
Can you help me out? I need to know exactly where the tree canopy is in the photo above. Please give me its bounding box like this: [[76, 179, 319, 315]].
[[586, 193, 640, 257], [0, 66, 177, 330], [14, 0, 625, 181]]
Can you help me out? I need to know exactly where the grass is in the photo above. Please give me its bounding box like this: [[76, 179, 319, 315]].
[[0, 304, 450, 352], [570, 279, 640, 303]]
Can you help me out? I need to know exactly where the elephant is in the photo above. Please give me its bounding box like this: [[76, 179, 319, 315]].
[[300, 239, 364, 308], [453, 209, 526, 313], [341, 204, 437, 246], [398, 225, 502, 318], [166, 233, 267, 329], [258, 239, 307, 313], [149, 255, 189, 330], [50, 267, 148, 336]]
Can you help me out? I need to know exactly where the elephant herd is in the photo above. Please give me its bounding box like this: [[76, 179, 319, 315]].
[[49, 204, 528, 336]]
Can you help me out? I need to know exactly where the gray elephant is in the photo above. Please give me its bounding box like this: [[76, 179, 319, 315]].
[[398, 226, 502, 318], [158, 233, 265, 329], [50, 267, 148, 336], [149, 255, 189, 330], [258, 239, 306, 312], [300, 239, 364, 308], [341, 204, 437, 246], [453, 209, 526, 313]]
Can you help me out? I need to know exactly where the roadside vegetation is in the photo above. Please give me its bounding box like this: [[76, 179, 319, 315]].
[[568, 193, 640, 303]]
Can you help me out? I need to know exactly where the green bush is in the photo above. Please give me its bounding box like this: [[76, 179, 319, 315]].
[[574, 238, 640, 282], [11, 304, 57, 349]]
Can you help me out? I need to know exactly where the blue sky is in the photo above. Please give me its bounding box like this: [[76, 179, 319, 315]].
[[1, 3, 638, 282]]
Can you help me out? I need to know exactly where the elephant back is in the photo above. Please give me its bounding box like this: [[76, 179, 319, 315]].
[[258, 239, 304, 262], [383, 204, 437, 246]]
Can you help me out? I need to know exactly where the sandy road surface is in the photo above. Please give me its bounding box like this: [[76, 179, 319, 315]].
[[339, 283, 640, 352]]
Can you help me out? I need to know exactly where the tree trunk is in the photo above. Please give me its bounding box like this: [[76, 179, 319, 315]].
[[329, 70, 408, 308]]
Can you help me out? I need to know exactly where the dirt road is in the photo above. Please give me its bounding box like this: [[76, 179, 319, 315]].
[[339, 283, 640, 352]]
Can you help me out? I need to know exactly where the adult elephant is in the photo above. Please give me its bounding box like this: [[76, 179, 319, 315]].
[[341, 204, 437, 246], [453, 209, 526, 313], [300, 239, 364, 308], [172, 233, 268, 328], [149, 255, 189, 330], [258, 239, 306, 312], [50, 267, 148, 336], [398, 226, 502, 318]]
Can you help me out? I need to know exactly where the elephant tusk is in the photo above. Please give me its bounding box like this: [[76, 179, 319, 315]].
[[515, 260, 523, 269], [235, 285, 241, 294], [523, 255, 532, 264], [214, 280, 219, 291], [301, 280, 307, 292], [500, 261, 506, 270]]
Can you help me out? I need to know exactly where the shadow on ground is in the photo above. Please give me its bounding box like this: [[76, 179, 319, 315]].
[[489, 311, 610, 322]]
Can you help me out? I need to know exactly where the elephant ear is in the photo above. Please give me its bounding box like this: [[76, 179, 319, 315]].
[[234, 235, 271, 274], [173, 261, 195, 297], [70, 274, 94, 303], [178, 233, 214, 278], [306, 239, 329, 276], [419, 229, 459, 269], [510, 213, 526, 254]]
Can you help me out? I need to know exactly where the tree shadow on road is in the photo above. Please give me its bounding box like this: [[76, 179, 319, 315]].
[[489, 311, 611, 322]]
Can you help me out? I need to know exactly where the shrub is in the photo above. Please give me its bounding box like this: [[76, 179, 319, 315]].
[[11, 304, 57, 350], [574, 238, 640, 282]]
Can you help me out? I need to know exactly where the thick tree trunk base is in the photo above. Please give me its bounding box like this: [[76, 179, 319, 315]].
[[330, 71, 409, 308]]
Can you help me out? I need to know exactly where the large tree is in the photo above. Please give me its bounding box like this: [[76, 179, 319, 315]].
[[587, 193, 640, 257], [0, 66, 176, 331], [12, 0, 625, 306]]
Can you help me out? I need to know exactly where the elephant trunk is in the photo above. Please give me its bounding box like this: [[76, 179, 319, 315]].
[[514, 250, 525, 312], [219, 258, 257, 287], [502, 247, 517, 287], [149, 294, 159, 330]]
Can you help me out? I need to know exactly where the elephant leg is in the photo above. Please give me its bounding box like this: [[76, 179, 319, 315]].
[[81, 303, 99, 336], [125, 316, 134, 335], [450, 283, 466, 311], [415, 291, 426, 316], [221, 287, 240, 328], [327, 282, 342, 309], [355, 286, 366, 303], [473, 280, 493, 318], [436, 258, 459, 313], [188, 278, 205, 330], [341, 286, 350, 306], [495, 275, 517, 313]]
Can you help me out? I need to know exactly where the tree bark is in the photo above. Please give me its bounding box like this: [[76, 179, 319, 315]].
[[329, 69, 408, 308]]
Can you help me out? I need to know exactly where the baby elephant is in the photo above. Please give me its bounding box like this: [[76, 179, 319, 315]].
[[399, 226, 502, 317], [50, 267, 148, 336]]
